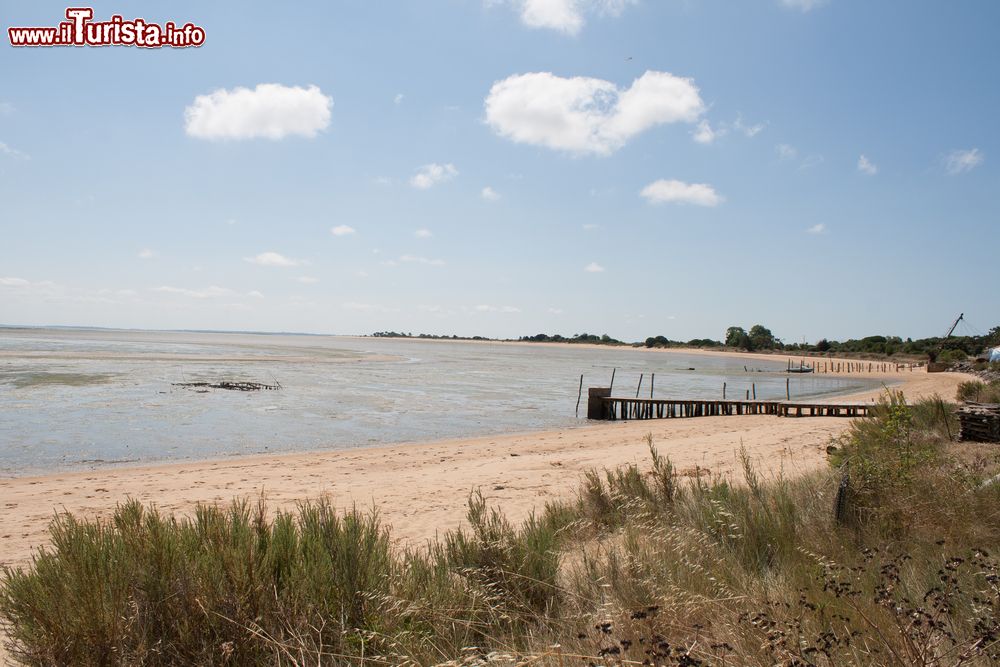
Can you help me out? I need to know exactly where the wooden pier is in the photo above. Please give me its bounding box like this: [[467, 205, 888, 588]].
[[587, 388, 871, 421]]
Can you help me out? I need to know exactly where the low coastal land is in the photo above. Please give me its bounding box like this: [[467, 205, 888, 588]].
[[0, 346, 964, 572]]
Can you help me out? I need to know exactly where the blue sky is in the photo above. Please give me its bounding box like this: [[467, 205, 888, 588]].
[[1, 0, 997, 343]]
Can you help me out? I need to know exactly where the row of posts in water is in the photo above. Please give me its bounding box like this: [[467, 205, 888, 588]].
[[785, 359, 923, 373], [573, 358, 916, 417]]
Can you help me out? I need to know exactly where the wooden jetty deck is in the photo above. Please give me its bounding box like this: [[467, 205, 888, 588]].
[[587, 388, 871, 421]]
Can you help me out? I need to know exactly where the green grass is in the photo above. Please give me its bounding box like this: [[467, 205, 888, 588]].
[[3, 393, 1000, 665]]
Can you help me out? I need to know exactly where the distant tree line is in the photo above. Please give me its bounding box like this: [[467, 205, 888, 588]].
[[643, 335, 722, 349], [718, 324, 1000, 362], [519, 333, 626, 345], [371, 331, 490, 341], [373, 324, 999, 362]]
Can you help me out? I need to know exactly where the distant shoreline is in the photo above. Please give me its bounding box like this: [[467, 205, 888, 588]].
[[0, 324, 937, 362]]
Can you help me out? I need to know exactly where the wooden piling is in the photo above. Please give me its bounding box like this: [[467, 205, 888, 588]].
[[575, 374, 583, 417], [786, 377, 790, 400], [636, 373, 643, 398]]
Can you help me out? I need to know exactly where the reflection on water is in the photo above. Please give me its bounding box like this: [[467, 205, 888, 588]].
[[0, 328, 882, 476]]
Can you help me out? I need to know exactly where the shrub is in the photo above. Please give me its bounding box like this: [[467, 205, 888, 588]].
[[4, 402, 1000, 666]]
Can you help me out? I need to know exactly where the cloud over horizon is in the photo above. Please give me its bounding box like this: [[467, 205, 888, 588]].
[[244, 252, 307, 267]]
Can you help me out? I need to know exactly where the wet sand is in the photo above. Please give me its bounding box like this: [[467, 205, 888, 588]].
[[0, 361, 963, 571]]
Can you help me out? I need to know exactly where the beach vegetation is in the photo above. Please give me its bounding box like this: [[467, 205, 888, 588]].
[[3, 393, 1000, 665], [957, 378, 1000, 404]]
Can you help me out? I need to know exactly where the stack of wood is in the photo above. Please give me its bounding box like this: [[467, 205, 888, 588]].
[[957, 402, 1000, 443]]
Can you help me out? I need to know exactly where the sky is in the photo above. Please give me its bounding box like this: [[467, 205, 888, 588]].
[[0, 0, 997, 344]]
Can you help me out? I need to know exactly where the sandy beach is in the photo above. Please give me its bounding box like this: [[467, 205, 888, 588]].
[[0, 353, 964, 572]]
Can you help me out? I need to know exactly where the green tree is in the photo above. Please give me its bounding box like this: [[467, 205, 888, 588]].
[[725, 326, 748, 348], [748, 324, 776, 349]]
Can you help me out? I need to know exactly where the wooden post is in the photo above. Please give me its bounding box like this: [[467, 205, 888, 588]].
[[635, 373, 643, 398], [786, 377, 790, 400], [723, 382, 727, 400], [746, 389, 750, 400], [650, 373, 654, 399], [587, 387, 612, 420], [575, 374, 583, 417], [752, 383, 756, 399], [609, 368, 616, 393]]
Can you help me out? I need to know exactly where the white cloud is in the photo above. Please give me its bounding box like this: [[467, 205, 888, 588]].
[[154, 285, 234, 299], [137, 248, 155, 259], [776, 143, 798, 160], [584, 262, 605, 273], [331, 224, 357, 236], [247, 290, 265, 299], [394, 93, 405, 105], [184, 83, 332, 141], [692, 115, 764, 145], [244, 252, 306, 267], [410, 163, 458, 189], [481, 186, 501, 201], [857, 154, 878, 175], [343, 301, 397, 313], [400, 254, 446, 266], [582, 223, 599, 230], [806, 223, 827, 235], [0, 141, 29, 159], [1, 278, 148, 306], [495, 0, 636, 35], [414, 228, 433, 238], [548, 307, 565, 315], [0, 102, 13, 114], [692, 120, 716, 144], [484, 70, 704, 155], [780, 0, 827, 11], [732, 115, 765, 137], [475, 304, 522, 313], [944, 148, 984, 175], [296, 276, 319, 284], [520, 0, 584, 34], [640, 179, 723, 207], [0, 277, 31, 287]]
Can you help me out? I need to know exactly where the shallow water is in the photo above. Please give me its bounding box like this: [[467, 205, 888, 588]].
[[0, 328, 881, 476]]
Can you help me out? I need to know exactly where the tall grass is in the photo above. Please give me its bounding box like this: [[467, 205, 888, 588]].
[[957, 379, 1000, 404], [3, 393, 1000, 665]]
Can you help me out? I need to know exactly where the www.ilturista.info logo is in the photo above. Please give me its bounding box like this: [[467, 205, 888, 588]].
[[8, 7, 205, 48]]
